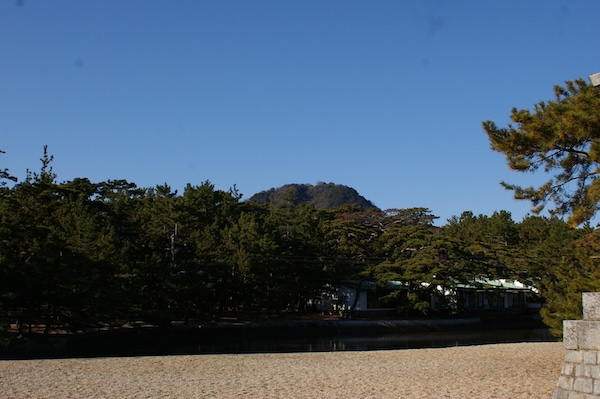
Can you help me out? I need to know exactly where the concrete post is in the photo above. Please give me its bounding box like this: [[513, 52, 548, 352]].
[[554, 293, 600, 399]]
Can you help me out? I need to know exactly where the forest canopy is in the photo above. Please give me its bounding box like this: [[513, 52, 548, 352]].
[[246, 182, 379, 211], [0, 146, 596, 337]]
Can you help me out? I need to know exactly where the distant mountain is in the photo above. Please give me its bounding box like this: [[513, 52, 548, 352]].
[[247, 182, 379, 211]]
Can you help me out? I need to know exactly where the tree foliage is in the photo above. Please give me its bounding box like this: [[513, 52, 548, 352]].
[[483, 78, 600, 226], [247, 182, 379, 211], [0, 146, 596, 339], [0, 150, 17, 187]]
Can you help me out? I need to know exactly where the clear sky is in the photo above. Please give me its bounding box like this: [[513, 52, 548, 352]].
[[1, 1, 599, 225]]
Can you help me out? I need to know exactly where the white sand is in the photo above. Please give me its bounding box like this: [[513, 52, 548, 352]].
[[0, 342, 564, 399]]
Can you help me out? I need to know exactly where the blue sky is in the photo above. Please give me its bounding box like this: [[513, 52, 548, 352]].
[[1, 1, 599, 225]]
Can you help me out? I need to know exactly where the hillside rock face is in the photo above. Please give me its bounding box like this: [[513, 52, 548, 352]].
[[247, 182, 379, 211]]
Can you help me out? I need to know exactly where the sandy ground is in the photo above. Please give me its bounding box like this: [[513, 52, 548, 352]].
[[0, 342, 564, 399]]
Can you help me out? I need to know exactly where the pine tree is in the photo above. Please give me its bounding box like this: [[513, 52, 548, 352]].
[[483, 78, 600, 226]]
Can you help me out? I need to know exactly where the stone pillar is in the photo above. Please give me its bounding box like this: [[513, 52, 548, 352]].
[[554, 293, 600, 399]]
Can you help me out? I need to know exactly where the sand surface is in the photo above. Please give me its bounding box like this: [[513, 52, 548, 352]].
[[1, 342, 564, 399]]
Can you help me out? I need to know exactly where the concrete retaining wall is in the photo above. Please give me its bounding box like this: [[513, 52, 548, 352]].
[[554, 292, 600, 399]]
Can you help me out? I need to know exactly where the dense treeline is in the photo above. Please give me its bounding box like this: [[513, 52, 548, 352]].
[[1, 149, 599, 337]]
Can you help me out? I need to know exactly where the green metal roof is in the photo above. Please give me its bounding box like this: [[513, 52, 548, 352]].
[[341, 280, 408, 290], [454, 279, 531, 291], [343, 279, 531, 291]]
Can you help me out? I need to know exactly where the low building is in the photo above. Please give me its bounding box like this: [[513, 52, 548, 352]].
[[453, 279, 536, 311], [313, 279, 539, 317]]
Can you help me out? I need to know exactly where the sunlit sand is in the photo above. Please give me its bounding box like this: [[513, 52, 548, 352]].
[[0, 342, 563, 399]]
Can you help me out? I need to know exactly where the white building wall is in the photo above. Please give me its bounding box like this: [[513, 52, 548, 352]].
[[336, 286, 368, 310]]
